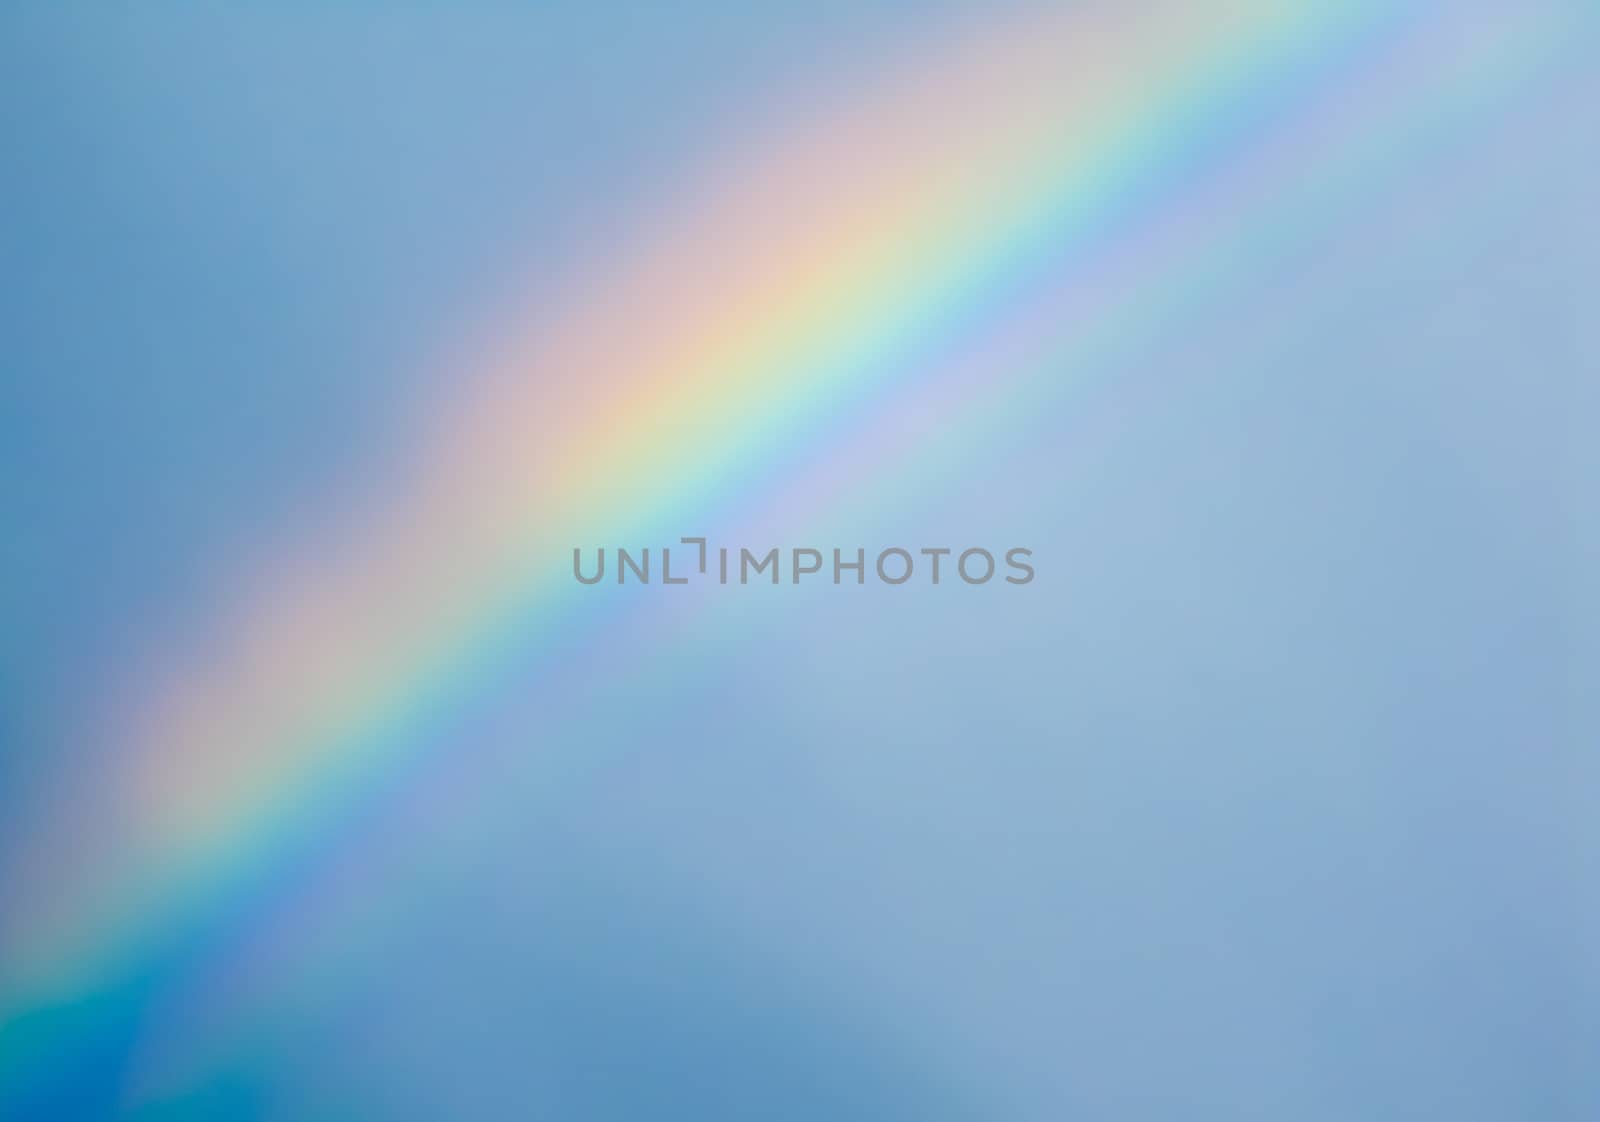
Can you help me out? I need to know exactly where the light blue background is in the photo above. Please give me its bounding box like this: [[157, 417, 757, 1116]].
[[2, 5, 1594, 1119]]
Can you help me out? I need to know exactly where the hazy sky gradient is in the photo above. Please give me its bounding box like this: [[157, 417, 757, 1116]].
[[3, 4, 1594, 1119]]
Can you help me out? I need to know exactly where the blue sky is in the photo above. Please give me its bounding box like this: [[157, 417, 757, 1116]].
[[2, 5, 1594, 1119]]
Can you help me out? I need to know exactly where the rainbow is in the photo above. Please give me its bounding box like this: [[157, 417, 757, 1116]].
[[1, 0, 1571, 1106]]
